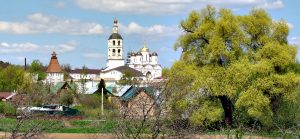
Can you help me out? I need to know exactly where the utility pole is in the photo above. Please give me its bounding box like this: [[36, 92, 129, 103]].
[[101, 88, 104, 116]]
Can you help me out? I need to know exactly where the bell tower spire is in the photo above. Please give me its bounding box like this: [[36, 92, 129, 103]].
[[113, 18, 118, 33], [107, 18, 124, 69]]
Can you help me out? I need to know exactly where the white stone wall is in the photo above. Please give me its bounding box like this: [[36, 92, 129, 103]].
[[100, 70, 123, 81], [141, 51, 150, 64], [151, 56, 158, 64], [70, 73, 99, 80], [107, 60, 125, 69], [46, 72, 64, 85]]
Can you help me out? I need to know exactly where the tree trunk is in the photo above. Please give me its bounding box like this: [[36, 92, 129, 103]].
[[219, 95, 234, 127]]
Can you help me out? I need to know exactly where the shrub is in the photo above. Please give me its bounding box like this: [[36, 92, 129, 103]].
[[60, 92, 74, 106], [0, 102, 16, 116]]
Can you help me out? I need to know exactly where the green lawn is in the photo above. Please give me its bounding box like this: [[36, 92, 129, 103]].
[[0, 118, 298, 138], [0, 118, 118, 133]]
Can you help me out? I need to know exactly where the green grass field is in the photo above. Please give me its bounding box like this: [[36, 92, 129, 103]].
[[0, 118, 298, 138], [0, 118, 117, 133]]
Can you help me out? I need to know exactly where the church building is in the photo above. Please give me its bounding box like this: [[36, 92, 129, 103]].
[[100, 19, 162, 83], [126, 43, 162, 79], [100, 19, 144, 85], [44, 18, 163, 91]]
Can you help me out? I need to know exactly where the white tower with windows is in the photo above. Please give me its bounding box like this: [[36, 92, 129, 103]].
[[107, 18, 124, 69]]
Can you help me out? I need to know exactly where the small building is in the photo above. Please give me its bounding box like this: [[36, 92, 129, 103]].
[[49, 81, 78, 104], [45, 51, 64, 85], [0, 92, 16, 101], [119, 86, 156, 118], [100, 66, 144, 86], [49, 82, 77, 95]]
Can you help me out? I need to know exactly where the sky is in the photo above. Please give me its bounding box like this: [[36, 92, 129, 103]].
[[0, 0, 299, 69]]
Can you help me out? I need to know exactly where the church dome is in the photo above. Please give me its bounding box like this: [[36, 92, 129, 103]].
[[108, 33, 123, 40], [152, 52, 158, 56], [130, 53, 136, 56], [140, 43, 149, 52]]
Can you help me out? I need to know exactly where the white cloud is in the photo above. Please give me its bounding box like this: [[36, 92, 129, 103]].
[[75, 0, 191, 15], [287, 23, 294, 29], [119, 22, 181, 37], [0, 41, 77, 54], [56, 1, 66, 9], [83, 53, 106, 59], [0, 42, 39, 53], [257, 0, 284, 9], [0, 13, 104, 35], [75, 0, 284, 15], [159, 46, 174, 52], [289, 36, 300, 46], [289, 36, 300, 59], [44, 44, 76, 53]]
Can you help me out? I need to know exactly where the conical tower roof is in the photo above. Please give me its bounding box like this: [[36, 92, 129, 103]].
[[46, 51, 62, 73]]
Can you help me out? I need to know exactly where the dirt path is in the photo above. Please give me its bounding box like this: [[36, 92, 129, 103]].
[[0, 132, 114, 139], [0, 132, 273, 139]]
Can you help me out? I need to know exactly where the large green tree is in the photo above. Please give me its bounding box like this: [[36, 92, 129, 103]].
[[29, 60, 46, 81], [0, 66, 25, 92], [168, 6, 300, 128]]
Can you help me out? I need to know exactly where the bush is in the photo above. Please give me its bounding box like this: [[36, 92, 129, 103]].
[[79, 94, 102, 109], [60, 92, 74, 106], [0, 102, 16, 116]]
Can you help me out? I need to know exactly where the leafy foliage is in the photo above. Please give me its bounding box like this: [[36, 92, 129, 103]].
[[168, 5, 300, 130], [0, 66, 25, 92], [29, 60, 46, 81], [0, 102, 16, 116], [59, 90, 75, 106], [118, 70, 139, 85], [0, 61, 11, 69]]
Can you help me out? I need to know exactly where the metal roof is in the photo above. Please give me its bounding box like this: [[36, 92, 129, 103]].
[[108, 33, 123, 40], [120, 86, 155, 101]]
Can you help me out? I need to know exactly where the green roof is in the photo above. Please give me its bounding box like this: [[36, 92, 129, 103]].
[[120, 86, 155, 101], [50, 82, 76, 94]]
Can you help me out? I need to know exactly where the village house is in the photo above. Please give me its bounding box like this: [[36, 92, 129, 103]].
[[0, 92, 16, 101], [118, 86, 157, 118]]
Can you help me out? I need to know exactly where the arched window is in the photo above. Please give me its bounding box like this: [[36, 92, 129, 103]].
[[118, 41, 120, 46], [146, 71, 151, 79], [112, 49, 116, 56], [113, 40, 115, 45], [118, 49, 121, 56]]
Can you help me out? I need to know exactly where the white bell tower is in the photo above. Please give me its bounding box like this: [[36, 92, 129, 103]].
[[107, 18, 124, 69]]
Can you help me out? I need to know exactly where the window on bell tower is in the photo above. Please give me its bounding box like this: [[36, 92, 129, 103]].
[[113, 40, 115, 45], [118, 41, 120, 46], [112, 49, 116, 56]]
